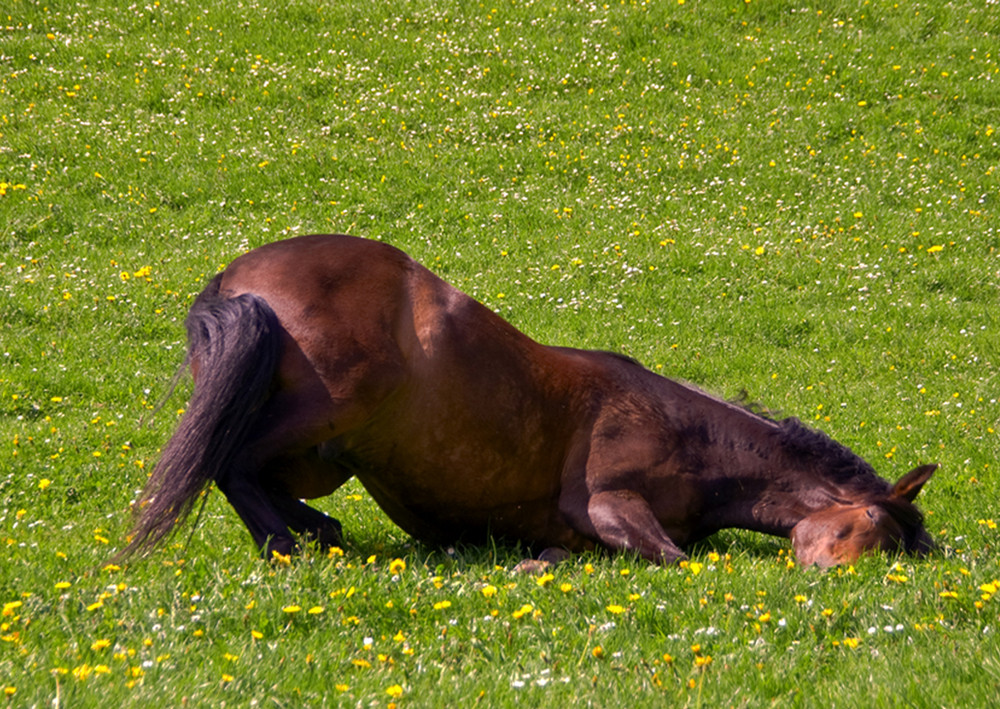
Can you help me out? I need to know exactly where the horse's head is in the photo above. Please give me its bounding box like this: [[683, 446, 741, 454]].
[[791, 464, 937, 568]]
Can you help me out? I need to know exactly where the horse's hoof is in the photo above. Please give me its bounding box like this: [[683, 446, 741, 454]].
[[511, 559, 552, 575]]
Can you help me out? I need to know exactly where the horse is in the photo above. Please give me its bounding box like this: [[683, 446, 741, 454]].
[[120, 234, 937, 568]]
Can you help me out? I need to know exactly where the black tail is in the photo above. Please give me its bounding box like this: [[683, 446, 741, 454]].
[[118, 275, 282, 559]]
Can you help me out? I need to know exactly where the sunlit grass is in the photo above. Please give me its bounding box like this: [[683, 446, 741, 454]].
[[1, 0, 998, 704]]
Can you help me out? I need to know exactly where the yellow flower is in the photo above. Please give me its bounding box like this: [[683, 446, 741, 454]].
[[606, 604, 626, 615], [512, 604, 534, 620], [433, 600, 452, 610], [842, 637, 861, 649], [559, 583, 573, 593], [481, 585, 497, 598], [251, 630, 263, 640], [386, 685, 404, 699], [38, 479, 51, 491], [90, 639, 111, 651], [389, 558, 406, 574], [221, 674, 234, 683], [939, 591, 958, 599], [536, 573, 554, 587], [307, 606, 325, 615], [282, 605, 302, 613], [694, 655, 713, 668], [592, 645, 604, 658]]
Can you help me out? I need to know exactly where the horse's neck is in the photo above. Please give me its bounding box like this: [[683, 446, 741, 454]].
[[687, 408, 864, 536]]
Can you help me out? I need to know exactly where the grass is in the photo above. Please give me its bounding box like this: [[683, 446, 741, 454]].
[[1, 0, 998, 704]]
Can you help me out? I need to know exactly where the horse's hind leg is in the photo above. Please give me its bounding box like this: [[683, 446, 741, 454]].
[[215, 465, 300, 557], [269, 491, 343, 551], [217, 446, 352, 558]]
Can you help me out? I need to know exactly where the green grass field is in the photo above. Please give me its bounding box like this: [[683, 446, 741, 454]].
[[2, 0, 998, 704]]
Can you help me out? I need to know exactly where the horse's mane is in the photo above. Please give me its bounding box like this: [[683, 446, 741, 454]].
[[775, 416, 885, 490]]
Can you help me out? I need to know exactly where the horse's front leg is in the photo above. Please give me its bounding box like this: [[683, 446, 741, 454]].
[[580, 489, 688, 564]]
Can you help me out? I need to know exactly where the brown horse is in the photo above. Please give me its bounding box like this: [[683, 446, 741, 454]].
[[121, 234, 936, 568]]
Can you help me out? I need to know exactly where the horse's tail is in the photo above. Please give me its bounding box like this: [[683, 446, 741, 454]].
[[117, 275, 282, 559]]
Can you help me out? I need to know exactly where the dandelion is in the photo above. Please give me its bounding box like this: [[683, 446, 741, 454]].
[[90, 639, 111, 651], [694, 655, 713, 668], [481, 585, 497, 598], [592, 645, 604, 658], [389, 558, 406, 574], [221, 674, 234, 683], [512, 604, 534, 620], [38, 479, 51, 490], [386, 685, 404, 699], [559, 583, 573, 593], [536, 573, 554, 587], [433, 600, 452, 610], [606, 604, 626, 615], [282, 605, 302, 614], [939, 591, 959, 600], [307, 606, 325, 615], [251, 630, 263, 640]]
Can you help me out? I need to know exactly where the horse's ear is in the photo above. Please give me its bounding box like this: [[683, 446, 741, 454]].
[[892, 464, 938, 502]]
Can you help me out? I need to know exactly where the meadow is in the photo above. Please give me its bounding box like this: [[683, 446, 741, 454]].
[[1, 0, 998, 705]]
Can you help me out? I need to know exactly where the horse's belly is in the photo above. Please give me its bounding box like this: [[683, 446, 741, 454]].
[[354, 464, 571, 548]]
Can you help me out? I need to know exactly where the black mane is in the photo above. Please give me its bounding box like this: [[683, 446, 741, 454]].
[[776, 417, 885, 489]]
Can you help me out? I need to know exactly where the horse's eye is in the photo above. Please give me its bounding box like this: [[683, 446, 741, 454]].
[[836, 526, 851, 540]]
